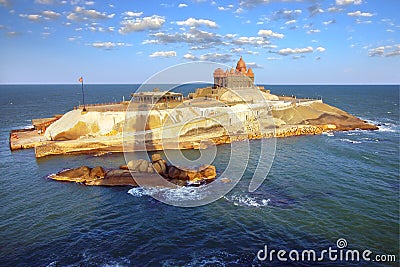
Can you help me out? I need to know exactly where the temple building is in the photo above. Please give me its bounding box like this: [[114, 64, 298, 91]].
[[213, 57, 255, 89], [189, 56, 279, 102]]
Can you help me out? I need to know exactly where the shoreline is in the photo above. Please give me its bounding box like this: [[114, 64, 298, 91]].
[[20, 122, 376, 158]]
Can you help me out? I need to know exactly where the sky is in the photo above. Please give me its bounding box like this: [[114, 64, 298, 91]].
[[0, 0, 399, 84]]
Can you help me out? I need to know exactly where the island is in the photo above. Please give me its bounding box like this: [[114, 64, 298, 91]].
[[9, 57, 377, 158]]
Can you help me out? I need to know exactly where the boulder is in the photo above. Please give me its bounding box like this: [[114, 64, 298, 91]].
[[127, 159, 143, 171], [151, 153, 162, 163], [53, 166, 91, 182], [158, 160, 167, 174], [85, 169, 137, 186], [90, 166, 106, 179], [168, 166, 188, 180], [199, 165, 217, 180], [138, 160, 149, 173], [153, 162, 162, 174], [119, 165, 128, 170]]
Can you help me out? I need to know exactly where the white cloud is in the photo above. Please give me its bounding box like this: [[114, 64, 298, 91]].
[[316, 46, 326, 52], [85, 1, 95, 5], [67, 6, 115, 21], [336, 0, 362, 5], [183, 53, 197, 60], [355, 19, 372, 24], [347, 11, 373, 17], [143, 29, 223, 49], [19, 14, 42, 21], [150, 51, 177, 58], [0, 0, 10, 6], [271, 9, 302, 21], [218, 4, 234, 11], [308, 5, 324, 17], [285, 20, 296, 25], [246, 62, 262, 68], [258, 29, 284, 38], [278, 46, 314, 55], [7, 31, 20, 37], [34, 0, 53, 4], [42, 10, 61, 19], [369, 44, 400, 57], [327, 7, 343, 12], [231, 36, 270, 46], [230, 48, 244, 53], [307, 29, 321, 34], [123, 11, 143, 17], [199, 53, 232, 62], [91, 41, 131, 50], [178, 3, 188, 8], [176, 18, 218, 28], [323, 19, 336, 25], [267, 57, 281, 60], [234, 7, 244, 14], [119, 15, 165, 34]]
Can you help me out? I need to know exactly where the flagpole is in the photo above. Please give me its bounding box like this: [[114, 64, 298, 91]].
[[80, 77, 86, 111]]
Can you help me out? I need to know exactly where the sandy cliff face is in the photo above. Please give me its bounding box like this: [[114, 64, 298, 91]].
[[44, 110, 125, 140], [35, 100, 377, 157], [272, 102, 377, 131]]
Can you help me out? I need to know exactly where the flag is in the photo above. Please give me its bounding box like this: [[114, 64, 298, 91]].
[[79, 77, 83, 83]]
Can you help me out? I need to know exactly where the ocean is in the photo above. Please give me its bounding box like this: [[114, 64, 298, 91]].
[[0, 84, 398, 266]]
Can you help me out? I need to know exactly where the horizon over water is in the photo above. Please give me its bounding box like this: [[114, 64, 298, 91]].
[[0, 84, 398, 266]]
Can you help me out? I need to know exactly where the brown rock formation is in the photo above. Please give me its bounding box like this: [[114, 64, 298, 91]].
[[49, 154, 217, 187]]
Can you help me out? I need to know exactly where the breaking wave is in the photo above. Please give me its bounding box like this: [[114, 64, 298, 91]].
[[127, 186, 205, 202], [224, 194, 270, 207], [338, 138, 362, 144]]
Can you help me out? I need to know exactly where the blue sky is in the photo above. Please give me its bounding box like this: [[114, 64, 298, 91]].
[[0, 0, 399, 84]]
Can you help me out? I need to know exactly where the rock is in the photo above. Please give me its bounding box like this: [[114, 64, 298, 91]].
[[169, 179, 186, 187], [220, 177, 232, 183], [147, 165, 154, 173], [186, 169, 202, 183], [52, 166, 91, 182], [151, 153, 162, 163], [153, 162, 162, 174], [119, 165, 128, 170], [85, 169, 137, 186], [168, 166, 188, 180], [90, 166, 106, 179], [127, 159, 143, 172], [138, 160, 149, 173], [158, 160, 167, 174], [199, 165, 217, 180]]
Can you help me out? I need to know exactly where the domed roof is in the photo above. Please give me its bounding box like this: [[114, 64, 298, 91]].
[[236, 56, 247, 73], [214, 68, 224, 74], [247, 67, 254, 76], [214, 68, 225, 77]]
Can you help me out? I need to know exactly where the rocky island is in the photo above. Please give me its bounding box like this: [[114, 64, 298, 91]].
[[50, 153, 217, 187], [10, 57, 377, 158]]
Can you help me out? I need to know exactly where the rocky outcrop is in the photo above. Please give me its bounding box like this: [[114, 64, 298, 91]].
[[49, 154, 217, 187], [50, 166, 105, 183], [28, 99, 378, 158]]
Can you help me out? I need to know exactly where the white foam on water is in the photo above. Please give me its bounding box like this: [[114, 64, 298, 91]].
[[322, 131, 334, 137], [224, 194, 270, 207], [127, 186, 205, 202], [378, 123, 398, 133], [363, 119, 398, 133], [339, 138, 362, 144]]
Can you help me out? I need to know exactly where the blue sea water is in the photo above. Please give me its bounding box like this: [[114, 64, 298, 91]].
[[0, 84, 399, 266]]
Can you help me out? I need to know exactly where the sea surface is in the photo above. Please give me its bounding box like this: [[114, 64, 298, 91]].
[[0, 84, 399, 266]]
